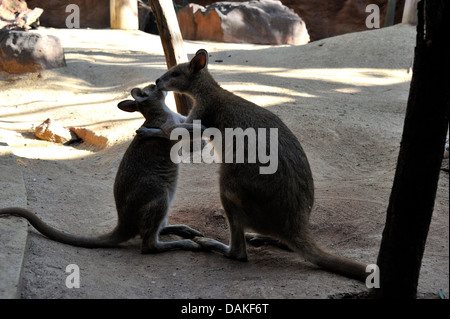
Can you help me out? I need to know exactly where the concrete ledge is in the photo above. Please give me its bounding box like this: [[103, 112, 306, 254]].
[[0, 129, 29, 299]]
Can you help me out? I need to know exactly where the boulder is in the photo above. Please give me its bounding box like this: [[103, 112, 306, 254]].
[[182, 0, 406, 42], [35, 118, 73, 144], [0, 0, 43, 31], [0, 30, 66, 74], [177, 0, 310, 45], [69, 127, 108, 149]]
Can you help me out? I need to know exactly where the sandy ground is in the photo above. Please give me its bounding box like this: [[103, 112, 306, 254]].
[[0, 24, 448, 299]]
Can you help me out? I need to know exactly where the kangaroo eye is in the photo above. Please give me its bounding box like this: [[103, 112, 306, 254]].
[[172, 71, 181, 77]]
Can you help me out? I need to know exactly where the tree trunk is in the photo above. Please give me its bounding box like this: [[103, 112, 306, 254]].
[[150, 0, 192, 115], [376, 0, 449, 299]]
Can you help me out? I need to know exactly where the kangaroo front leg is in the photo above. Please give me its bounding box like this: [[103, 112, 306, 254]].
[[135, 127, 167, 138], [137, 122, 206, 140]]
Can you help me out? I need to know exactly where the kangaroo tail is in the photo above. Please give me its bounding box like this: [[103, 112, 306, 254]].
[[291, 234, 368, 282], [0, 207, 133, 249]]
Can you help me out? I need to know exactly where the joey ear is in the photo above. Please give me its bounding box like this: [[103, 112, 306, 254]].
[[131, 88, 148, 102], [118, 100, 137, 113], [189, 49, 208, 73]]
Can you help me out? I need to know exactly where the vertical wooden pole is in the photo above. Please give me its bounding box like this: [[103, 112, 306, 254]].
[[402, 0, 419, 25], [375, 0, 449, 299], [149, 0, 192, 115], [110, 0, 138, 30]]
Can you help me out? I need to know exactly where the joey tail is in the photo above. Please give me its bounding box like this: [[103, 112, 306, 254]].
[[291, 234, 368, 282], [0, 207, 133, 248]]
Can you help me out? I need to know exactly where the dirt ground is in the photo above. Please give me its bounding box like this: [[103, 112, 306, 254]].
[[0, 24, 448, 299]]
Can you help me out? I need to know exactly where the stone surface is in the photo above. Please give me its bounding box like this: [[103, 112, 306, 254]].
[[0, 30, 66, 74], [0, 0, 42, 31], [69, 126, 108, 149], [34, 118, 73, 144], [177, 0, 309, 45], [182, 0, 406, 41]]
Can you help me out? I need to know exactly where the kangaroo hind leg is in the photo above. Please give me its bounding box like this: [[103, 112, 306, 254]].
[[139, 197, 201, 254], [194, 192, 248, 261], [160, 224, 203, 239]]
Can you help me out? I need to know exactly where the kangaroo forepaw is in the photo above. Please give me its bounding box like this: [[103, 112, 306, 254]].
[[136, 126, 167, 138]]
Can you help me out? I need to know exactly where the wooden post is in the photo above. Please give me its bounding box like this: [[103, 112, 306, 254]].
[[110, 0, 138, 30], [402, 0, 419, 25], [375, 0, 449, 299], [149, 0, 192, 115]]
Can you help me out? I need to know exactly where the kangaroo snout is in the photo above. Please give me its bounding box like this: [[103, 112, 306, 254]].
[[155, 77, 169, 92]]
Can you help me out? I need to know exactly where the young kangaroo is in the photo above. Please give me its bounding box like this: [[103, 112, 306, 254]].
[[0, 84, 203, 253], [138, 50, 369, 281]]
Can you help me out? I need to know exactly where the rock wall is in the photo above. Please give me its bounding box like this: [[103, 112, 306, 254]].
[[177, 0, 309, 45], [26, 0, 110, 29], [182, 0, 406, 41], [25, 0, 406, 42]]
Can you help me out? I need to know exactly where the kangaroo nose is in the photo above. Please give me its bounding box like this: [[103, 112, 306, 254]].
[[155, 78, 160, 86]]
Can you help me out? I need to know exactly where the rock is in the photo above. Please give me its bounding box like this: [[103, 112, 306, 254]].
[[177, 0, 309, 45], [34, 120, 108, 148], [183, 0, 405, 42], [69, 127, 108, 149], [0, 0, 43, 31], [35, 118, 73, 144], [0, 31, 66, 74]]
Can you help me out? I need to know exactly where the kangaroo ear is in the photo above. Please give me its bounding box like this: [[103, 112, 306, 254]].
[[118, 100, 137, 113], [131, 88, 148, 102], [190, 49, 208, 73]]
